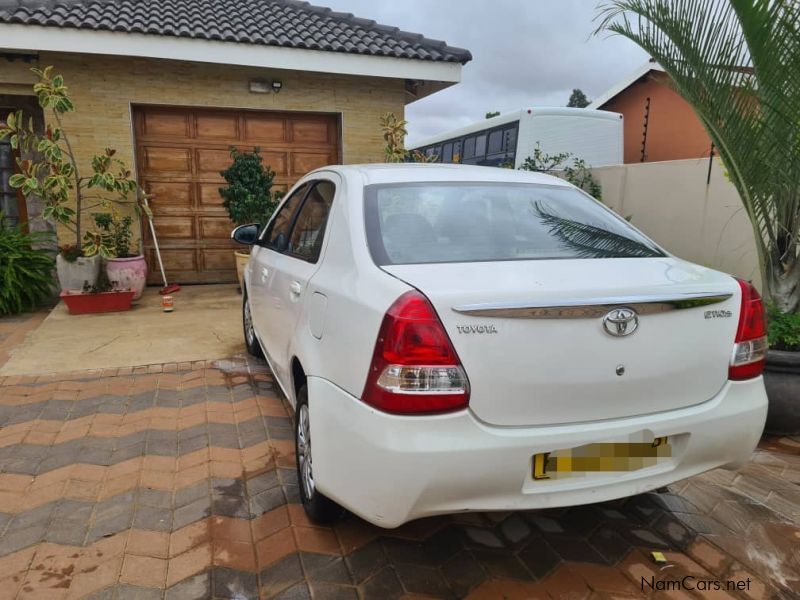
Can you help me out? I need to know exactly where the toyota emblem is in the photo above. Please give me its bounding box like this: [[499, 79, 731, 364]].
[[602, 307, 639, 337]]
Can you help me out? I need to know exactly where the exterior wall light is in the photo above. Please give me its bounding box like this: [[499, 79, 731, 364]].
[[249, 79, 283, 94]]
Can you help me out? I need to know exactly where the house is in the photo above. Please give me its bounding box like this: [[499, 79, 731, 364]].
[[590, 60, 713, 164], [0, 0, 471, 283]]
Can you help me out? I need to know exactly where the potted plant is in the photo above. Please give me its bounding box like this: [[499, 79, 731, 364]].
[[83, 209, 147, 300], [0, 66, 147, 293], [597, 1, 800, 434], [764, 308, 800, 433], [219, 147, 281, 289], [59, 276, 135, 315]]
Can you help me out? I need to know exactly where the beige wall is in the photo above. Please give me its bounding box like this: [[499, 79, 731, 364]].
[[593, 158, 762, 291], [0, 52, 406, 246], [0, 58, 37, 96]]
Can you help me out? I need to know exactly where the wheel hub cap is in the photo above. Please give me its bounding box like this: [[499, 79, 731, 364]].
[[244, 300, 255, 345], [298, 404, 315, 498]]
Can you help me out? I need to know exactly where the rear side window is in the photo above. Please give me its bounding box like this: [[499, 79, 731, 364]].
[[286, 181, 335, 263], [261, 183, 309, 251], [364, 183, 664, 265]]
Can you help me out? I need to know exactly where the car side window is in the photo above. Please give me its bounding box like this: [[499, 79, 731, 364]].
[[285, 181, 335, 263], [260, 183, 310, 251]]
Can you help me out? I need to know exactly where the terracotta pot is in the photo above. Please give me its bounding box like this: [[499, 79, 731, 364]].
[[56, 253, 100, 292], [106, 255, 148, 301], [235, 250, 250, 291], [60, 289, 135, 315], [763, 349, 800, 435]]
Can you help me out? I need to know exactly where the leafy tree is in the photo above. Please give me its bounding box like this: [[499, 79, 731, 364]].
[[596, 0, 800, 315], [519, 144, 603, 201], [219, 148, 281, 226], [567, 89, 591, 108], [380, 113, 408, 163], [380, 113, 437, 163], [0, 66, 145, 258], [485, 111, 501, 119]]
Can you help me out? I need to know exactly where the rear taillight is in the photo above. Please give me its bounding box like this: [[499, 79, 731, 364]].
[[362, 290, 470, 414], [729, 279, 768, 380]]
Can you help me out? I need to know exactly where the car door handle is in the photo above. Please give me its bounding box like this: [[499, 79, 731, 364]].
[[260, 267, 269, 282], [289, 281, 304, 297]]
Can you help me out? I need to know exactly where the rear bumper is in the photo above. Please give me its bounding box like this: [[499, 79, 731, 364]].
[[309, 377, 767, 528]]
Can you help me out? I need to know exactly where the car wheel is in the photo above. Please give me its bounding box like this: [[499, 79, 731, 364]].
[[295, 385, 345, 524], [242, 290, 263, 358]]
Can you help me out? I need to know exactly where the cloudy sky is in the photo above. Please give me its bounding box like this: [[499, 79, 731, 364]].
[[320, 0, 648, 145]]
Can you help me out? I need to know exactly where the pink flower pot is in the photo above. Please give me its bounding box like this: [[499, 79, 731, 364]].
[[105, 255, 148, 300]]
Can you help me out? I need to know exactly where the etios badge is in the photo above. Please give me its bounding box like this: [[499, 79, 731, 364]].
[[602, 307, 639, 337]]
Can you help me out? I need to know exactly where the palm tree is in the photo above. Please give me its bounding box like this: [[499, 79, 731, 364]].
[[596, 0, 800, 313]]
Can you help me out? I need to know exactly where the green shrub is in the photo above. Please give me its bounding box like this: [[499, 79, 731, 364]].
[[83, 210, 134, 258], [519, 143, 603, 201], [0, 217, 55, 316], [219, 148, 281, 226], [768, 304, 800, 352]]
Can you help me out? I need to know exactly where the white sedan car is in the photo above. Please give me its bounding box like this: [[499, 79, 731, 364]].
[[232, 164, 768, 528]]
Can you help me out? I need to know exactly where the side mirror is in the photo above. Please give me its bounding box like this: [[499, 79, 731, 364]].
[[231, 223, 260, 245]]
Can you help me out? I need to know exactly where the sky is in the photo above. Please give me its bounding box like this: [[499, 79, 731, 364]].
[[319, 0, 649, 146]]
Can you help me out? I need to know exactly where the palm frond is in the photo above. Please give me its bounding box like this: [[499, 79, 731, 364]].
[[534, 204, 662, 258], [596, 0, 800, 312]]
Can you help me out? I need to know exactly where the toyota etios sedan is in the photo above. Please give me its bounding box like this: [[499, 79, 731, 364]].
[[231, 164, 768, 528]]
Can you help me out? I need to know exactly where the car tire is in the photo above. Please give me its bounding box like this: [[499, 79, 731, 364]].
[[295, 385, 345, 524], [242, 289, 263, 358]]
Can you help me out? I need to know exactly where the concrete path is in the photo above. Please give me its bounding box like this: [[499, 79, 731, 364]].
[[0, 286, 243, 377]]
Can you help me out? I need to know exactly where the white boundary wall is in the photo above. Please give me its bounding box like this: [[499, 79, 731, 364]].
[[592, 158, 762, 291]]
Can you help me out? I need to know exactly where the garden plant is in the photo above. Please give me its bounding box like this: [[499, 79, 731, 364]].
[[0, 66, 146, 260], [0, 215, 54, 316]]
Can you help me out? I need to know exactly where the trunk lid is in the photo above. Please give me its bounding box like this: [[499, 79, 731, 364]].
[[383, 257, 740, 426]]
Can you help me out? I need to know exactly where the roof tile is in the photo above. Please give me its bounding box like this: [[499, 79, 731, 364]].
[[0, 0, 471, 64]]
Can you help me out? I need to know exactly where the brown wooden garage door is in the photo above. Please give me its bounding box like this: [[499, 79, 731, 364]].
[[133, 106, 340, 284]]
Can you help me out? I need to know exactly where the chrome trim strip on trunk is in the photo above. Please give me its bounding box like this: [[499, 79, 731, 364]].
[[452, 293, 733, 319]]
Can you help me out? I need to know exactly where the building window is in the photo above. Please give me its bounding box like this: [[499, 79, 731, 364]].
[[0, 134, 25, 228]]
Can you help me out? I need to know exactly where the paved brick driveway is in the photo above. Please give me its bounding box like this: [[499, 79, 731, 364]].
[[0, 356, 798, 599]]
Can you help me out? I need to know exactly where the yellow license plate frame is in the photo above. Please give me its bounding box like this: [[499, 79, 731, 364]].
[[533, 437, 670, 480]]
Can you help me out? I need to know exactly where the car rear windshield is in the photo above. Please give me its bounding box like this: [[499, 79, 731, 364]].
[[364, 182, 664, 265]]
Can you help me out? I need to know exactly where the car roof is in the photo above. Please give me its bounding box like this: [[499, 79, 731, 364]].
[[310, 163, 573, 187]]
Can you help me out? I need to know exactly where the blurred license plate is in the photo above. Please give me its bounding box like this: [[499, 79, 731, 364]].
[[533, 437, 671, 480]]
